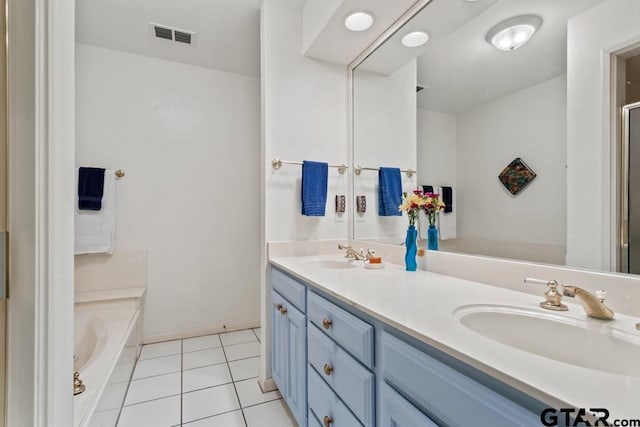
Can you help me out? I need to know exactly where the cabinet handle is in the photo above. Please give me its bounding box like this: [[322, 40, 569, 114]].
[[323, 363, 333, 376], [323, 416, 333, 427], [322, 318, 332, 329], [275, 303, 282, 310], [280, 306, 287, 315]]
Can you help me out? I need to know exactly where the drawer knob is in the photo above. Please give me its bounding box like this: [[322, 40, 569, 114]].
[[323, 416, 333, 427], [275, 303, 282, 311], [280, 307, 287, 315], [323, 363, 333, 376], [322, 318, 332, 329]]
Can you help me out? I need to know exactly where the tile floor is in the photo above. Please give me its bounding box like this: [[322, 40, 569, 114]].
[[117, 328, 298, 427]]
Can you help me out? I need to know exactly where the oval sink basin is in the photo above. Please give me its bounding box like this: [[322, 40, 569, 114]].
[[455, 305, 640, 377], [301, 258, 359, 269]]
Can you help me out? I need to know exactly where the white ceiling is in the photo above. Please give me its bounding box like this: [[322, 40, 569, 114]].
[[414, 0, 606, 113], [303, 0, 418, 65], [76, 0, 262, 77], [356, 0, 607, 114], [357, 0, 498, 75]]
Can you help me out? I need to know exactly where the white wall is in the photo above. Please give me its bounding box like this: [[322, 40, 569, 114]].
[[456, 74, 567, 249], [7, 0, 38, 423], [7, 0, 75, 425], [76, 44, 261, 341], [417, 109, 456, 188], [416, 75, 567, 264], [416, 108, 457, 241], [260, 0, 349, 390], [566, 0, 640, 270], [353, 62, 417, 241], [262, 0, 349, 242]]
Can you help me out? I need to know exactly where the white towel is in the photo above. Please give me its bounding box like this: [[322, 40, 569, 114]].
[[437, 186, 456, 240], [75, 169, 116, 255]]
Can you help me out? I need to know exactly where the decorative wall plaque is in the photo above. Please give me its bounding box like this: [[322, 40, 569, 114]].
[[498, 157, 537, 195]]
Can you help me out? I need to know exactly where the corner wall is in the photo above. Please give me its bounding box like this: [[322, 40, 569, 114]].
[[566, 0, 640, 270], [417, 74, 567, 264], [260, 0, 349, 389], [262, 0, 349, 243], [353, 62, 418, 242], [75, 44, 261, 341]]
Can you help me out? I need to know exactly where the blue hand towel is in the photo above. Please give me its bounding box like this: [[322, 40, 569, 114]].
[[78, 167, 106, 211], [378, 167, 402, 216], [301, 161, 328, 216]]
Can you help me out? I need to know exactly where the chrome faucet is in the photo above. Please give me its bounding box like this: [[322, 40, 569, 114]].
[[338, 244, 374, 261], [524, 278, 615, 320]]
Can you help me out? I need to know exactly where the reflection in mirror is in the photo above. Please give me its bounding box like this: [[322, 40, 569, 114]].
[[352, 0, 640, 273]]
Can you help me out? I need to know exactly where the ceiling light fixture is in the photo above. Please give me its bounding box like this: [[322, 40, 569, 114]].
[[486, 15, 542, 51], [401, 30, 430, 48], [344, 11, 374, 32]]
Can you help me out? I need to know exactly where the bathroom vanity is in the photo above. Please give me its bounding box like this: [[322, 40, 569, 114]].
[[268, 252, 640, 427]]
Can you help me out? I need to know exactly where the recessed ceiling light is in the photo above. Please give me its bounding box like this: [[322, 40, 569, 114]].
[[486, 15, 542, 51], [344, 11, 374, 32], [401, 31, 430, 48]]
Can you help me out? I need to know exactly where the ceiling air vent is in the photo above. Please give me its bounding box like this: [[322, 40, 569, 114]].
[[154, 25, 173, 41], [150, 22, 196, 45]]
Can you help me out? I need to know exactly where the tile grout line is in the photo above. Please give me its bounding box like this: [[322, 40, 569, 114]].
[[124, 329, 260, 425], [133, 349, 260, 382], [180, 338, 184, 427], [123, 392, 183, 408], [220, 339, 249, 427]]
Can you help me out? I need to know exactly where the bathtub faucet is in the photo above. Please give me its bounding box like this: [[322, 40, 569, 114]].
[[74, 371, 86, 395]]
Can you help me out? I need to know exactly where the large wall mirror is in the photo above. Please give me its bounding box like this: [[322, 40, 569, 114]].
[[351, 0, 640, 274]]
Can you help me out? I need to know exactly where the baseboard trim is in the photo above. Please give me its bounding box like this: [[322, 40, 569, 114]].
[[258, 376, 277, 393], [143, 321, 260, 344]]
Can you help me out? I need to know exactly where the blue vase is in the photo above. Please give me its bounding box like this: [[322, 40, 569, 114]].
[[427, 225, 439, 251], [405, 225, 417, 271]]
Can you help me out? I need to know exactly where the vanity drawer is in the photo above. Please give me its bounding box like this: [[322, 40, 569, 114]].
[[380, 382, 438, 427], [272, 267, 306, 312], [308, 324, 374, 426], [308, 366, 364, 427], [308, 292, 374, 368], [381, 332, 540, 427]]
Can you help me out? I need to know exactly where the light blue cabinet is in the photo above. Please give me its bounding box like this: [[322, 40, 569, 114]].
[[271, 288, 307, 427], [270, 266, 547, 427], [285, 302, 306, 425], [381, 332, 541, 427], [380, 382, 437, 427], [271, 290, 288, 392], [307, 322, 374, 426]]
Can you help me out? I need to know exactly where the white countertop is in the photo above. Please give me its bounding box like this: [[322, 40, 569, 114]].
[[269, 255, 640, 419]]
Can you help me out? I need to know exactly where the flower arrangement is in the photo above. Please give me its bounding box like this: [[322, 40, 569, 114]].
[[423, 192, 446, 227], [399, 190, 445, 227], [398, 190, 425, 227]]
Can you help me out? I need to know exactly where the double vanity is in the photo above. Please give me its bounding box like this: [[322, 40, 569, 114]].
[[268, 246, 640, 427]]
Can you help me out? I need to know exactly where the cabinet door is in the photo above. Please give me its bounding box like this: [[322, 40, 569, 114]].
[[271, 291, 288, 396], [285, 303, 307, 427], [380, 382, 437, 427]]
